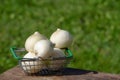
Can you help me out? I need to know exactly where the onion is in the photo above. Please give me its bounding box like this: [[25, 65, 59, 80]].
[[25, 31, 47, 53], [21, 52, 43, 73], [34, 40, 54, 58], [50, 28, 73, 48], [50, 48, 66, 70]]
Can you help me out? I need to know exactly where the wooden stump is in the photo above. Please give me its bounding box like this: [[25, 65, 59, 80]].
[[0, 66, 120, 80]]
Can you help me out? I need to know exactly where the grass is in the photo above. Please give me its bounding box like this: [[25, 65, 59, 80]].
[[0, 0, 120, 74]]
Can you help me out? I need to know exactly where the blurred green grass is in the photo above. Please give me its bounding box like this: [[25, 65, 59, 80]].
[[0, 0, 120, 74]]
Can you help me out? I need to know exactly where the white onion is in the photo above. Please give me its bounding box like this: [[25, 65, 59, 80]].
[[34, 40, 54, 58], [50, 48, 66, 70], [25, 31, 47, 53], [21, 52, 43, 73], [50, 28, 73, 48]]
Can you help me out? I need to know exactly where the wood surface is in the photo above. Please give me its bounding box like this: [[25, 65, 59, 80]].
[[0, 66, 120, 80]]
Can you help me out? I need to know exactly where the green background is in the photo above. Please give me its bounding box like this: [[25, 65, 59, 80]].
[[0, 0, 120, 74]]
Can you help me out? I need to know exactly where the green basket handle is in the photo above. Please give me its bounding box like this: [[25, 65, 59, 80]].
[[65, 48, 73, 58], [10, 47, 22, 60]]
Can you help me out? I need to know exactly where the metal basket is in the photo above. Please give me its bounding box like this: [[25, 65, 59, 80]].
[[10, 47, 73, 75]]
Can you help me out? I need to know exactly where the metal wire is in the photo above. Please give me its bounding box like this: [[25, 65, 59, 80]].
[[19, 57, 71, 75]]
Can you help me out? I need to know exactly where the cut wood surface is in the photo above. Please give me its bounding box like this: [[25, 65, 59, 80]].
[[0, 66, 120, 80]]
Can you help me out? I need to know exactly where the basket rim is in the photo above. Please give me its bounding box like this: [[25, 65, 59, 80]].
[[10, 47, 73, 60]]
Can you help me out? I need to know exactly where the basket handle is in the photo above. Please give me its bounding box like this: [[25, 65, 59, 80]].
[[65, 48, 73, 58], [10, 47, 22, 60]]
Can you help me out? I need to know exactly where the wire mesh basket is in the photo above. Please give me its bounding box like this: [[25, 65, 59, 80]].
[[10, 47, 73, 75]]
